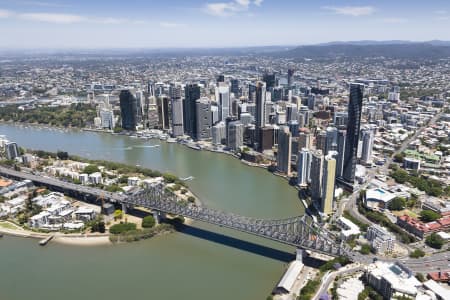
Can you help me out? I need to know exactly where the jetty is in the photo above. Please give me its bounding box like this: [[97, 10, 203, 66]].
[[39, 235, 54, 246]]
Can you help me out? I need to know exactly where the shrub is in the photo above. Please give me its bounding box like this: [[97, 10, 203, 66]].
[[109, 222, 136, 234], [142, 215, 156, 228]]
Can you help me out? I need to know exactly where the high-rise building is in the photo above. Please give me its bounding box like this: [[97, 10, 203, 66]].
[[99, 109, 115, 130], [216, 83, 230, 122], [336, 130, 346, 178], [216, 74, 225, 83], [5, 142, 19, 160], [230, 79, 239, 97], [286, 104, 298, 122], [263, 73, 277, 90], [316, 130, 327, 153], [240, 112, 252, 126], [288, 120, 299, 137], [310, 150, 324, 203], [171, 97, 184, 137], [287, 69, 294, 87], [227, 121, 244, 150], [342, 83, 364, 184], [298, 132, 312, 149], [212, 122, 226, 145], [307, 95, 316, 110], [135, 90, 144, 124], [334, 112, 348, 129], [321, 152, 337, 215], [325, 126, 338, 155], [276, 126, 292, 175], [195, 98, 212, 141], [254, 81, 267, 149], [297, 148, 311, 187], [361, 129, 374, 164], [157, 96, 170, 130], [248, 84, 256, 103], [119, 89, 138, 131], [183, 84, 201, 139]]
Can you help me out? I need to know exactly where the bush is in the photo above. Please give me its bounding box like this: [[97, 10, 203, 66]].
[[142, 215, 156, 228], [187, 196, 195, 203], [83, 164, 100, 175], [360, 244, 372, 255], [388, 197, 406, 211], [415, 273, 425, 282], [420, 210, 441, 222], [109, 222, 136, 234], [426, 233, 445, 249], [410, 249, 425, 258]]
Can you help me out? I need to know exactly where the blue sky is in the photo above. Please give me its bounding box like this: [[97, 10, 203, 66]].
[[0, 0, 450, 49]]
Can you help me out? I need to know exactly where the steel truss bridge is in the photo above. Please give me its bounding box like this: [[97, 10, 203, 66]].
[[123, 187, 350, 257]]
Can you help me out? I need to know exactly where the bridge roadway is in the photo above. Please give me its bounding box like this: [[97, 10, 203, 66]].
[[124, 188, 351, 257], [0, 165, 353, 258], [0, 165, 124, 203]]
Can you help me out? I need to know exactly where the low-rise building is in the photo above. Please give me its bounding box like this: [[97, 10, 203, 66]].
[[88, 172, 102, 185], [75, 207, 96, 221], [337, 217, 361, 240], [397, 214, 450, 239], [366, 224, 395, 254], [365, 188, 396, 210], [365, 261, 422, 299]]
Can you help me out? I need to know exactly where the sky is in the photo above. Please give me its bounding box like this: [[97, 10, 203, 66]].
[[0, 0, 450, 49]]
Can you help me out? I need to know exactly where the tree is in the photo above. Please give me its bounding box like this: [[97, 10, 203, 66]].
[[420, 210, 441, 222], [114, 209, 123, 221], [57, 151, 69, 160], [426, 233, 445, 249], [109, 222, 136, 234], [83, 164, 100, 174], [409, 249, 425, 258], [388, 197, 406, 211], [394, 153, 405, 163], [360, 244, 372, 255], [142, 215, 156, 228], [390, 169, 409, 184], [415, 273, 425, 282]]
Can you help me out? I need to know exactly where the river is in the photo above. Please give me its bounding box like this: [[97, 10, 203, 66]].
[[0, 124, 304, 300]]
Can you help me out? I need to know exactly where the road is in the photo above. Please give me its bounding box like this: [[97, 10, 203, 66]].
[[312, 264, 364, 300], [340, 109, 445, 222], [0, 165, 124, 202]]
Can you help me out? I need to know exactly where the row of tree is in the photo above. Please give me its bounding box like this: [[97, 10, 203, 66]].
[[0, 103, 97, 128]]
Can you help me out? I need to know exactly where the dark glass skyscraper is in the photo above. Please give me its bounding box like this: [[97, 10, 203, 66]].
[[183, 84, 201, 139], [342, 83, 364, 183], [254, 81, 266, 150], [119, 89, 138, 131]]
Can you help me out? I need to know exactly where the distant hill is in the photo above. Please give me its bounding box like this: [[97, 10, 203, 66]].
[[277, 42, 450, 59]]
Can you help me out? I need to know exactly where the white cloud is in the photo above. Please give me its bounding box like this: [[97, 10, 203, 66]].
[[159, 21, 185, 28], [20, 12, 84, 23], [434, 10, 448, 15], [380, 17, 408, 24], [0, 8, 149, 25], [17, 1, 71, 8], [204, 0, 261, 17], [322, 6, 375, 17], [93, 17, 127, 24], [0, 9, 13, 18]]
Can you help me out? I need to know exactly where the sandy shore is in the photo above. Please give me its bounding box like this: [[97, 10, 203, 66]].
[[0, 221, 112, 246], [53, 235, 112, 246]]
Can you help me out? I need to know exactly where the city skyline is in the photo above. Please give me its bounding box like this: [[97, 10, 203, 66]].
[[0, 0, 450, 49]]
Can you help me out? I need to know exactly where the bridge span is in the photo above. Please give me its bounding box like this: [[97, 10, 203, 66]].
[[0, 166, 350, 258]]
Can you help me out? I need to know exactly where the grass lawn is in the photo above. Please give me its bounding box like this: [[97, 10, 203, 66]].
[[0, 221, 22, 230], [392, 209, 418, 218]]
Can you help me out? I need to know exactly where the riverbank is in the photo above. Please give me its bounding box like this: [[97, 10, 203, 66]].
[[0, 221, 112, 246]]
